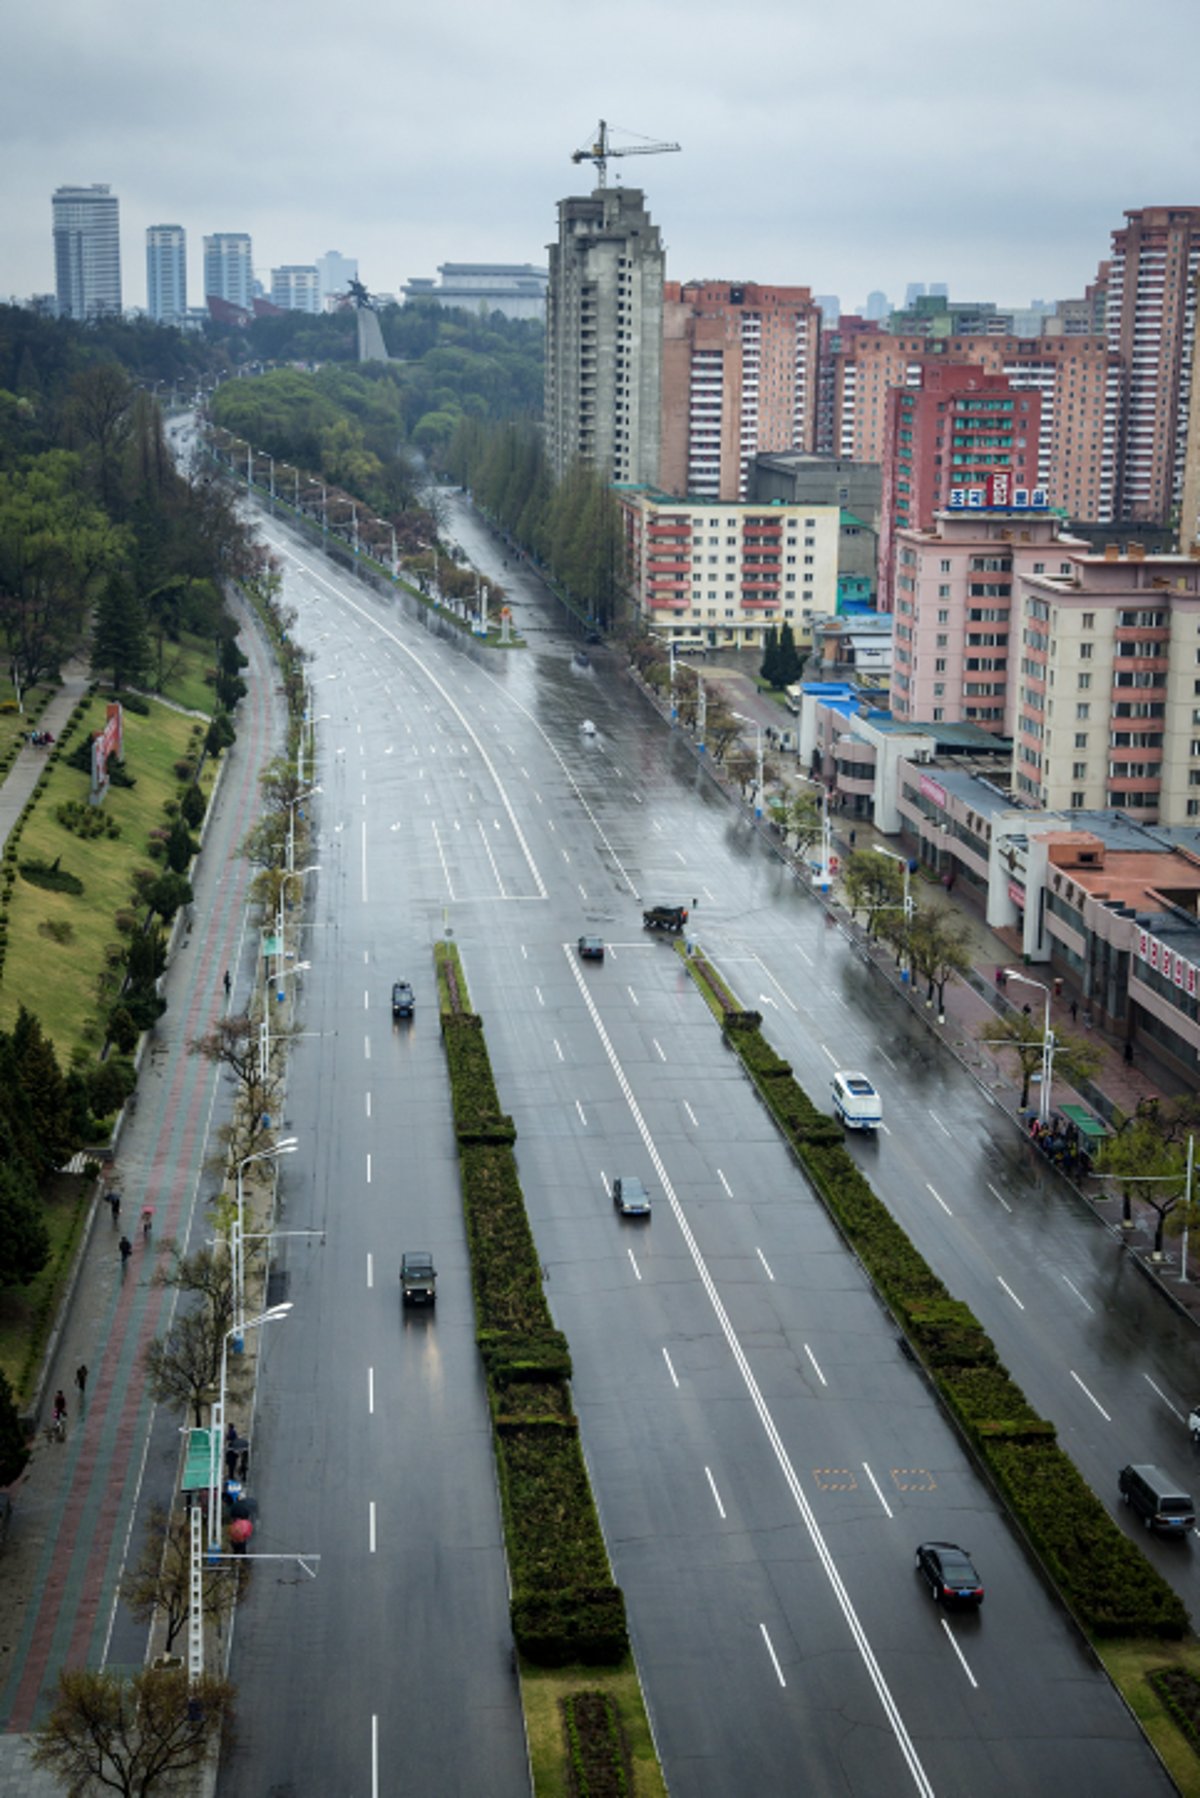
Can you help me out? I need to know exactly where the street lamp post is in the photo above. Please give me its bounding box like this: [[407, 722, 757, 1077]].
[[793, 771, 833, 891], [1005, 969, 1054, 1126], [874, 845, 915, 983], [696, 671, 706, 753], [731, 712, 765, 819], [208, 1303, 293, 1558], [232, 1141, 298, 1348]]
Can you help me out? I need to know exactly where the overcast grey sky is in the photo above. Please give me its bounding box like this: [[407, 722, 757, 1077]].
[[3, 0, 1197, 316]]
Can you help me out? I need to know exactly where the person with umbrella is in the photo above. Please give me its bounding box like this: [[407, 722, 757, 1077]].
[[229, 1515, 254, 1555]]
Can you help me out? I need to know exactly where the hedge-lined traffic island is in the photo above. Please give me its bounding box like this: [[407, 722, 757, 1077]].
[[685, 946, 1189, 1643], [433, 943, 665, 1795]]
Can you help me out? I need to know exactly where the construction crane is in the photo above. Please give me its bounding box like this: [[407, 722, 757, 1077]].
[[572, 119, 681, 189]]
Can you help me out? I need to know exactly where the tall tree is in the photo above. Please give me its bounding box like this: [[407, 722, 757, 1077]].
[[32, 1667, 235, 1797], [760, 626, 781, 686], [0, 451, 123, 689], [776, 620, 802, 686], [66, 362, 135, 515], [92, 570, 150, 690], [0, 1161, 49, 1288], [11, 1005, 69, 1172]]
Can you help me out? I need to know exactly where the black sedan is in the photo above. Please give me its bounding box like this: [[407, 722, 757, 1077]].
[[915, 1541, 984, 1606], [577, 935, 605, 962], [612, 1176, 651, 1217]]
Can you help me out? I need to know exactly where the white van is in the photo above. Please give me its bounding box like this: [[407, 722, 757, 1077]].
[[831, 1070, 882, 1132]]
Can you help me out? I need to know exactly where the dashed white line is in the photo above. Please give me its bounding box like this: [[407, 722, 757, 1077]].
[[534, 986, 545, 1007], [575, 1099, 588, 1127], [368, 1500, 376, 1553], [705, 1466, 727, 1519], [793, 942, 814, 967], [578, 883, 588, 900], [862, 1462, 893, 1518], [804, 1344, 827, 1387], [987, 1181, 1013, 1214], [683, 1100, 698, 1127], [652, 1038, 667, 1062], [1061, 1274, 1093, 1312], [368, 1367, 375, 1414], [366, 1153, 372, 1185], [366, 1252, 373, 1289], [1144, 1374, 1185, 1421], [996, 1276, 1025, 1310], [520, 944, 528, 960], [820, 1043, 839, 1066], [926, 1183, 952, 1216], [879, 1050, 897, 1071], [760, 1623, 787, 1688], [662, 1347, 680, 1389], [628, 986, 640, 1007], [718, 1169, 733, 1197], [757, 1248, 775, 1281], [553, 1038, 564, 1061], [1070, 1370, 1112, 1422], [940, 1619, 979, 1689], [628, 1248, 642, 1282], [365, 1092, 371, 1118], [928, 1109, 952, 1137]]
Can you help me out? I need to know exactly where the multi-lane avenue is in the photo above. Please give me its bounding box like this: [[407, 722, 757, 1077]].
[[216, 494, 1183, 1797]]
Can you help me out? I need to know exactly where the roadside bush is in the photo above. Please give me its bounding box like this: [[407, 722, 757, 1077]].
[[88, 1055, 136, 1118], [180, 784, 206, 828], [19, 857, 84, 895], [107, 1005, 139, 1054]]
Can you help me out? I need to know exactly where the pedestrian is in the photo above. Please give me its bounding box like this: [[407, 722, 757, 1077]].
[[994, 967, 1004, 988], [849, 830, 857, 850], [223, 968, 232, 999], [107, 1190, 121, 1225], [118, 1234, 132, 1272], [237, 1447, 249, 1482], [1069, 999, 1078, 1023], [225, 1444, 240, 1480], [53, 1390, 67, 1427], [75, 1364, 88, 1404], [1124, 1040, 1134, 1066], [226, 1421, 238, 1447]]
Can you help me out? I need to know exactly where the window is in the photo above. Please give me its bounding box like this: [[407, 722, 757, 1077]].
[[938, 584, 951, 598], [940, 560, 951, 573], [1078, 673, 1092, 690], [1076, 703, 1090, 719], [1079, 643, 1093, 660], [1071, 791, 1085, 807], [1072, 762, 1087, 779], [937, 609, 949, 624], [1081, 613, 1094, 629], [1074, 732, 1088, 749]]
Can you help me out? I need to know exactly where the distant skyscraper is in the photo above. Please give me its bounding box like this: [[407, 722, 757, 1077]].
[[545, 186, 664, 485], [317, 250, 358, 300], [814, 294, 840, 325], [52, 184, 121, 321], [203, 233, 253, 310], [146, 225, 187, 325], [271, 265, 320, 313], [904, 282, 926, 307], [864, 290, 889, 321], [929, 282, 949, 299]]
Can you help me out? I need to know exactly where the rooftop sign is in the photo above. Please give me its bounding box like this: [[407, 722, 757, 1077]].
[[950, 473, 1049, 510]]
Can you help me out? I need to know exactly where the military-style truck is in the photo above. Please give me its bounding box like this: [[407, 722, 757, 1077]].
[[643, 905, 689, 933], [400, 1251, 436, 1306]]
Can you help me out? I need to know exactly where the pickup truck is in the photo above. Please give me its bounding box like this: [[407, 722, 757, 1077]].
[[400, 1251, 436, 1306], [643, 905, 689, 934]]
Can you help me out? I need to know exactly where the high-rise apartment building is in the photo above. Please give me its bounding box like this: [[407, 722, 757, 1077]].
[[544, 187, 664, 485], [271, 265, 321, 313], [1013, 542, 1200, 818], [52, 184, 121, 321], [1107, 206, 1200, 532], [878, 366, 1042, 608], [203, 233, 253, 310], [146, 225, 187, 325], [659, 281, 820, 501]]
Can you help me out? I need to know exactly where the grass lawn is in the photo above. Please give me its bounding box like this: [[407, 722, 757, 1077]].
[[0, 1173, 92, 1401], [140, 628, 221, 716], [1100, 1638, 1200, 1795], [521, 1660, 667, 1798], [0, 694, 212, 1064]]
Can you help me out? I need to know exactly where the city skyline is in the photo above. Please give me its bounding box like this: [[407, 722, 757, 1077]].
[[2, 0, 1195, 315]]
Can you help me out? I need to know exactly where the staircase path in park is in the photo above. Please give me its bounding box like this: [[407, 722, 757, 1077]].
[[0, 599, 286, 1785]]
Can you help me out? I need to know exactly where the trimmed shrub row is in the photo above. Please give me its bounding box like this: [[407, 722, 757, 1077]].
[[437, 942, 629, 1667], [708, 982, 1187, 1640]]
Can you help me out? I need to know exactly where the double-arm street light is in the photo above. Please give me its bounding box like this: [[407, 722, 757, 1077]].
[[208, 1302, 293, 1557], [1005, 968, 1054, 1126], [731, 711, 766, 819], [647, 631, 679, 724], [874, 844, 915, 983], [792, 770, 833, 891], [232, 1140, 298, 1349]]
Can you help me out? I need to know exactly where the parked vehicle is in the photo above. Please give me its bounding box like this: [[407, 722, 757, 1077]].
[[400, 1252, 437, 1306], [643, 905, 689, 934], [831, 1070, 882, 1132], [612, 1176, 651, 1217], [1118, 1463, 1195, 1534], [391, 981, 415, 1019]]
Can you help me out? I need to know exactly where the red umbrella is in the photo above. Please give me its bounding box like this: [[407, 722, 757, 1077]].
[[228, 1517, 253, 1548]]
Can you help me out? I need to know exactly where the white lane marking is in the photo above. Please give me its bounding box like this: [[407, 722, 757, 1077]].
[[752, 955, 800, 1014], [565, 949, 933, 1796], [820, 1043, 839, 1066], [706, 1466, 727, 1520], [578, 883, 588, 901], [683, 1100, 698, 1127], [372, 1715, 379, 1798], [600, 1171, 608, 1193], [553, 1039, 564, 1061], [717, 1169, 733, 1197], [879, 1050, 897, 1071], [364, 989, 370, 1010], [628, 1248, 642, 1282], [361, 818, 368, 904], [365, 1092, 371, 1118], [627, 986, 640, 1007], [703, 885, 716, 903], [368, 1367, 375, 1415], [562, 848, 571, 863], [757, 1248, 776, 1281], [927, 1184, 953, 1216], [862, 1462, 893, 1519], [940, 1619, 979, 1690], [520, 944, 528, 959], [653, 820, 663, 834], [1070, 1370, 1112, 1422], [368, 1501, 376, 1553], [878, 1121, 893, 1137], [1061, 1274, 1093, 1312], [760, 1624, 787, 1689], [366, 1154, 372, 1186], [1144, 1375, 1185, 1422], [928, 1110, 952, 1137], [652, 1038, 667, 1062], [793, 942, 814, 967], [674, 849, 686, 864], [997, 1275, 1025, 1311], [987, 1181, 1013, 1214], [575, 1099, 588, 1127], [534, 986, 545, 1006], [662, 1347, 680, 1389], [364, 1034, 371, 1061], [431, 821, 456, 901], [804, 1344, 827, 1387], [477, 816, 508, 898], [366, 1253, 373, 1289]]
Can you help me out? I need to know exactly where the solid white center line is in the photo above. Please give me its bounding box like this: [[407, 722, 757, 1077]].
[[368, 1501, 376, 1553], [706, 1466, 727, 1520], [368, 1367, 374, 1414], [575, 1099, 588, 1127], [862, 1463, 893, 1518], [652, 1038, 667, 1062], [996, 1275, 1025, 1311], [662, 1347, 680, 1389], [553, 1038, 564, 1061], [366, 1253, 373, 1289], [760, 1624, 787, 1688], [718, 1169, 733, 1197], [927, 1183, 953, 1216], [628, 1247, 642, 1282], [757, 1247, 776, 1281], [1061, 1274, 1093, 1312], [1144, 1374, 1185, 1421], [940, 1619, 979, 1689], [1070, 1370, 1112, 1421], [987, 1181, 1013, 1213], [683, 1100, 698, 1127], [804, 1344, 827, 1386]]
